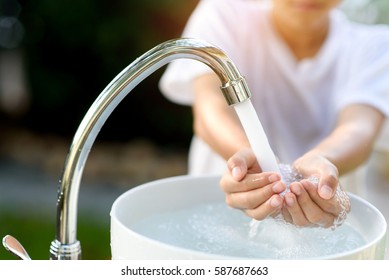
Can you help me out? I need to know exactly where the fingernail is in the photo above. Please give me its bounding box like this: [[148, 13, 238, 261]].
[[269, 174, 280, 183], [285, 196, 294, 206], [272, 182, 284, 193], [320, 185, 333, 199], [291, 183, 302, 195], [232, 166, 242, 179], [270, 196, 281, 208]]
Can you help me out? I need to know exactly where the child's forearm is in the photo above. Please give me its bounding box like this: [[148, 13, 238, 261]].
[[307, 104, 385, 175]]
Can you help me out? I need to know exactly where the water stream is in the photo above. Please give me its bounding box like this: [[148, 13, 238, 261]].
[[233, 100, 280, 173]]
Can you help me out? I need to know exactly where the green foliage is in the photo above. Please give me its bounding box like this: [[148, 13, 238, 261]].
[[0, 211, 111, 260]]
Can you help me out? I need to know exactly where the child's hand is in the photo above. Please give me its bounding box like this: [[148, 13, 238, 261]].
[[283, 153, 350, 228], [220, 148, 350, 228], [220, 148, 286, 220]]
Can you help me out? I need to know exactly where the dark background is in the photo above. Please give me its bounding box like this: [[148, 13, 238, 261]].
[[0, 0, 199, 260], [1, 0, 199, 148]]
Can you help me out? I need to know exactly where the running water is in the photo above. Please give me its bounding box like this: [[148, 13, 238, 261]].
[[131, 99, 360, 259], [233, 99, 349, 230], [233, 100, 280, 173], [233, 100, 300, 193], [129, 101, 361, 259]]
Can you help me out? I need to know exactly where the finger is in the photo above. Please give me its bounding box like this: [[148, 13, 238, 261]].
[[225, 182, 279, 209], [283, 191, 310, 226], [280, 207, 293, 224], [317, 166, 339, 200], [226, 148, 260, 180], [301, 180, 342, 216], [244, 194, 283, 220], [291, 182, 335, 227], [220, 172, 281, 194]]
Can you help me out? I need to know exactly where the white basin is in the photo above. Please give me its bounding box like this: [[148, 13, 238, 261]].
[[110, 175, 387, 259]]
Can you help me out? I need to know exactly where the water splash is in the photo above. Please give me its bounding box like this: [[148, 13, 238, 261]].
[[233, 100, 349, 228], [131, 202, 365, 259], [278, 163, 303, 195]]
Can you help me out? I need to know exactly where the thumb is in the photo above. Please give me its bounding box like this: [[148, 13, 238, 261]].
[[318, 167, 339, 200], [227, 148, 256, 181]]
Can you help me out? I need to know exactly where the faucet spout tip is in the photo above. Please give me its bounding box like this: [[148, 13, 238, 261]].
[[221, 77, 251, 106]]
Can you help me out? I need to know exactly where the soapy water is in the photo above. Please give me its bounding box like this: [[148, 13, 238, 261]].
[[131, 202, 365, 259]]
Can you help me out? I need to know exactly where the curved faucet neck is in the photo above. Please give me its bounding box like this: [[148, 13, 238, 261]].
[[49, 38, 251, 260]]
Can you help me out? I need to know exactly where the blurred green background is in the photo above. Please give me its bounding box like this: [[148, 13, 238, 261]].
[[0, 0, 198, 260], [0, 0, 388, 260], [1, 0, 198, 145]]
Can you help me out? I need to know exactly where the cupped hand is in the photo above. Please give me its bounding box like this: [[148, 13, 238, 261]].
[[219, 148, 286, 220], [282, 179, 350, 228], [220, 148, 350, 228], [283, 152, 351, 228], [293, 152, 340, 199]]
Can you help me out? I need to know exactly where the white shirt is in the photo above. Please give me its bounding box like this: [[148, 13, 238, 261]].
[[159, 0, 389, 175]]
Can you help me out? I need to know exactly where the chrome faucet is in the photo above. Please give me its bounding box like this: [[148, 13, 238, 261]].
[[3, 38, 252, 260]]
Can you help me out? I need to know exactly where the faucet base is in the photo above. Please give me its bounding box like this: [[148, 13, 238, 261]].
[[49, 239, 81, 260]]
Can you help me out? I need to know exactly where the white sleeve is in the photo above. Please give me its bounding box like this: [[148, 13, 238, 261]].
[[158, 0, 243, 105], [336, 29, 389, 117]]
